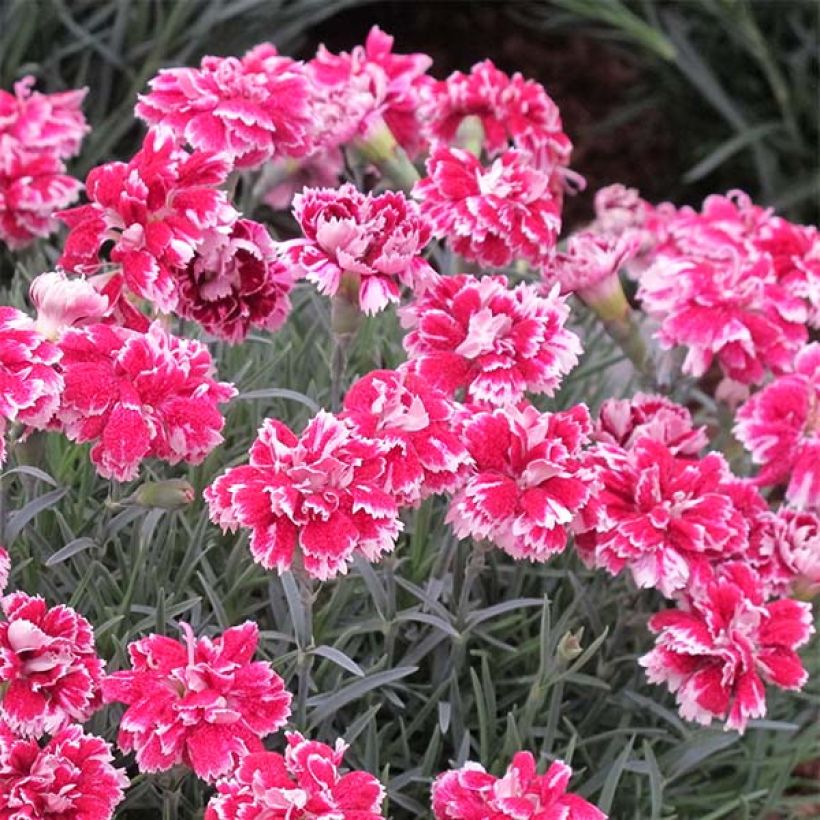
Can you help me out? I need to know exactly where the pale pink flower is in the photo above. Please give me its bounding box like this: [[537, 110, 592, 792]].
[[341, 369, 471, 506], [102, 621, 291, 781], [640, 562, 814, 732], [205, 731, 386, 819], [58, 126, 237, 311], [577, 438, 746, 597], [432, 752, 606, 820], [0, 143, 81, 249], [448, 403, 595, 561], [400, 274, 581, 405], [593, 392, 707, 456], [29, 271, 110, 339], [0, 76, 88, 160], [734, 342, 820, 509], [206, 410, 402, 580], [309, 26, 432, 156], [136, 44, 312, 169], [0, 306, 63, 463], [414, 144, 561, 268], [56, 321, 236, 481], [176, 218, 295, 342], [0, 593, 103, 738], [0, 724, 128, 819], [288, 183, 434, 315]]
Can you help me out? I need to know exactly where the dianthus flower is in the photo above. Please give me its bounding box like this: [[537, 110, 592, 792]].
[[0, 724, 128, 819], [176, 218, 295, 342], [400, 274, 581, 405], [0, 143, 82, 249], [640, 562, 814, 732], [261, 148, 344, 210], [447, 403, 595, 561], [432, 752, 606, 820], [0, 76, 88, 160], [288, 183, 433, 315], [56, 321, 235, 481], [102, 621, 291, 781], [593, 392, 707, 456], [734, 342, 820, 509], [415, 144, 561, 268], [422, 59, 572, 172], [30, 271, 110, 339], [205, 731, 386, 819], [577, 438, 746, 597], [0, 306, 63, 464], [760, 507, 820, 598], [309, 26, 432, 157], [341, 369, 471, 507], [136, 44, 312, 169], [206, 410, 402, 580], [0, 593, 103, 738], [58, 126, 237, 311], [638, 252, 807, 393]]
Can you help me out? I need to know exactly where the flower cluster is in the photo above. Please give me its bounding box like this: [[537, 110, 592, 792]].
[[432, 752, 606, 819], [101, 621, 291, 781], [205, 732, 386, 819], [400, 273, 580, 405], [0, 76, 87, 249]]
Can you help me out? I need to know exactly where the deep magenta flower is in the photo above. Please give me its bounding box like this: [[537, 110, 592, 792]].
[[101, 621, 291, 781], [0, 593, 103, 738], [577, 438, 746, 597], [205, 731, 386, 819], [56, 321, 236, 481], [734, 342, 820, 509], [136, 44, 312, 169], [432, 752, 606, 820], [447, 403, 595, 562], [176, 218, 295, 342], [593, 392, 707, 456], [58, 126, 237, 311], [414, 144, 561, 268], [0, 724, 128, 819], [341, 369, 471, 507], [641, 563, 814, 732], [400, 274, 581, 405], [288, 183, 434, 315], [205, 410, 402, 580]]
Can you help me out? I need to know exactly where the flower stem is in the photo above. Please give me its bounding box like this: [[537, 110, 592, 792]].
[[329, 275, 363, 412], [352, 117, 420, 194]]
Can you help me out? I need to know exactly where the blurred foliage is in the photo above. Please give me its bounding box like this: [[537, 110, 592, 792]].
[[517, 0, 820, 222]]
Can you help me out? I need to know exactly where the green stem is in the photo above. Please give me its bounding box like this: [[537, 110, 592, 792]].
[[294, 566, 315, 729], [329, 277, 363, 412]]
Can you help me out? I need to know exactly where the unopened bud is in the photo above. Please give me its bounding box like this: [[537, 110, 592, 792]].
[[557, 628, 585, 662], [128, 479, 196, 510]]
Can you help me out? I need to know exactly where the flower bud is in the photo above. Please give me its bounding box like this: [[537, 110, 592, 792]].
[[557, 627, 584, 663], [128, 479, 195, 510]]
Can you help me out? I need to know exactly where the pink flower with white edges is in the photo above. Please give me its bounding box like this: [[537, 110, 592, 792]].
[[414, 144, 562, 268], [432, 752, 606, 820], [30, 271, 110, 339], [288, 183, 434, 315], [0, 143, 81, 249], [57, 126, 237, 311], [0, 593, 103, 738], [400, 274, 581, 406], [638, 252, 807, 391], [0, 548, 9, 595], [136, 44, 312, 169], [177, 218, 295, 343], [206, 410, 402, 580], [309, 26, 432, 156], [577, 438, 746, 597], [205, 731, 386, 820], [0, 306, 63, 463], [56, 321, 235, 481], [422, 59, 572, 172], [447, 403, 595, 561], [734, 342, 820, 509], [761, 507, 820, 598], [102, 621, 291, 781], [593, 392, 707, 456], [341, 369, 471, 507], [0, 724, 128, 819], [0, 76, 88, 159], [640, 562, 814, 732]]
